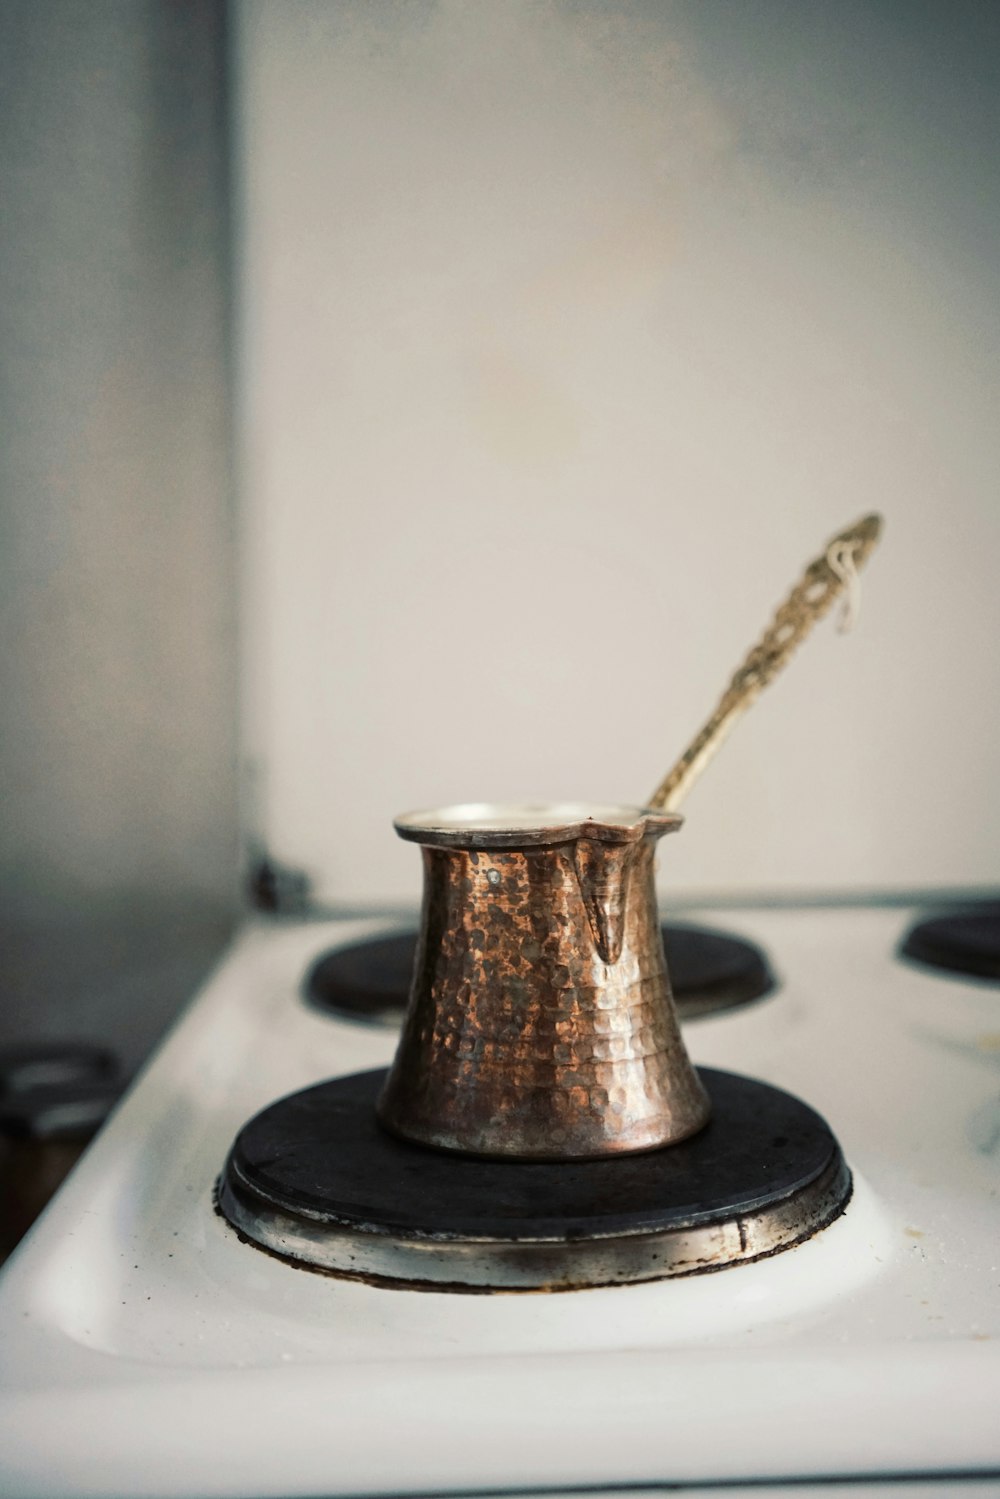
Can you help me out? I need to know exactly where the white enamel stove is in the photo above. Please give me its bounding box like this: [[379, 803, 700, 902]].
[[0, 904, 998, 1498]]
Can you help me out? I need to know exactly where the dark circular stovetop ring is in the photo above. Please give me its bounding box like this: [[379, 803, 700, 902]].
[[899, 904, 1000, 984], [216, 1066, 850, 1292], [304, 922, 775, 1027]]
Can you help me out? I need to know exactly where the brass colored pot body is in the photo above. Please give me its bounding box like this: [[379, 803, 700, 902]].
[[377, 804, 711, 1160]]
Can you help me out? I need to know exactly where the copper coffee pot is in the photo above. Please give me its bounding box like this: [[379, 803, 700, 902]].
[[378, 516, 882, 1163], [377, 803, 710, 1159]]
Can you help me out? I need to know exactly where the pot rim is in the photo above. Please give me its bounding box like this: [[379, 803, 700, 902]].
[[393, 801, 682, 850]]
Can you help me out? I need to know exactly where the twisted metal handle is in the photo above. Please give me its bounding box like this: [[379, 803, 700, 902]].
[[647, 513, 883, 814]]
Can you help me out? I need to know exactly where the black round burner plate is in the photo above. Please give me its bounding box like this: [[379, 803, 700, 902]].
[[217, 1067, 850, 1291], [305, 922, 774, 1027], [900, 906, 1000, 983]]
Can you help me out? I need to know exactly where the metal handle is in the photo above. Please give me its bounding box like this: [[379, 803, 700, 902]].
[[647, 513, 883, 813]]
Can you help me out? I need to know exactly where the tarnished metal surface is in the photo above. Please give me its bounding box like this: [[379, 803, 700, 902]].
[[377, 803, 711, 1160], [217, 1066, 853, 1292]]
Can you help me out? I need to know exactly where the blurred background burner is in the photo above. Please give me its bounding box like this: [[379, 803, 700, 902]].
[[0, 1043, 124, 1265], [899, 902, 1000, 983], [304, 921, 775, 1027]]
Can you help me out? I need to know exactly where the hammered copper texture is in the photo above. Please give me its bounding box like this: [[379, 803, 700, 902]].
[[377, 821, 711, 1160]]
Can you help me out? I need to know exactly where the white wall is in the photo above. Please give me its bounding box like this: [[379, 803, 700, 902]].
[[0, 2, 238, 1066], [236, 0, 1000, 907]]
